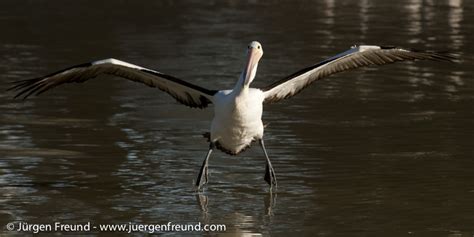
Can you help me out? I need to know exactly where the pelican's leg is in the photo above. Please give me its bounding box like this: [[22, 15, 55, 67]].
[[196, 142, 215, 190], [259, 139, 277, 188]]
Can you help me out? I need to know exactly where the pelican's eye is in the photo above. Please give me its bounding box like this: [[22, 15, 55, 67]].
[[258, 45, 261, 49]]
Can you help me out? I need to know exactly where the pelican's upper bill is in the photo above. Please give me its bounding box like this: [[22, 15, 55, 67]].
[[242, 41, 264, 88]]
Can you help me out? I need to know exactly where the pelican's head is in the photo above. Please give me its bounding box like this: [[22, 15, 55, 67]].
[[242, 41, 263, 87]]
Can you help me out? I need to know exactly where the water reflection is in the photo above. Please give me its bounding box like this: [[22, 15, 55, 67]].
[[448, 0, 464, 50], [264, 191, 277, 216], [359, 0, 370, 39], [405, 0, 422, 40]]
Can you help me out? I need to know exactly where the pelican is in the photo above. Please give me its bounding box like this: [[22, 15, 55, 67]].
[[8, 41, 454, 190]]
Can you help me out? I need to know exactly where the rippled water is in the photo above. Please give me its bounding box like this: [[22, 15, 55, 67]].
[[1, 0, 473, 236]]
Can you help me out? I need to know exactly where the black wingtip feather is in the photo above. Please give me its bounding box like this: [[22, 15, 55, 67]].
[[9, 78, 44, 99], [7, 62, 94, 99], [390, 46, 458, 63]]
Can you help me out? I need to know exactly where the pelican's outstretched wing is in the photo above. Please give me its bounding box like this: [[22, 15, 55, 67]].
[[8, 58, 218, 108], [262, 45, 455, 103]]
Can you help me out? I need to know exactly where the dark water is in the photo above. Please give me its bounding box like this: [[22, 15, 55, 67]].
[[1, 0, 473, 236]]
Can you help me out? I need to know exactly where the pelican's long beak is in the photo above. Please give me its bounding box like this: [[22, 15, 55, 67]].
[[243, 47, 262, 86]]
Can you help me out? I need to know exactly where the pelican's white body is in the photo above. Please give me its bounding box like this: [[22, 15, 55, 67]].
[[211, 88, 265, 154]]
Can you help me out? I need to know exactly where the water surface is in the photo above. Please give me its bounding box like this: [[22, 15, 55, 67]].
[[1, 0, 473, 236]]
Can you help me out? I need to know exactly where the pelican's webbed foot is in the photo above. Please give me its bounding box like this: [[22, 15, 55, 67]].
[[196, 142, 215, 190], [259, 139, 277, 189], [264, 162, 277, 187]]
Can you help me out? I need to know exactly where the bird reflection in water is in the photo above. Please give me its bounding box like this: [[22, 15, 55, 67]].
[[195, 191, 277, 217]]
